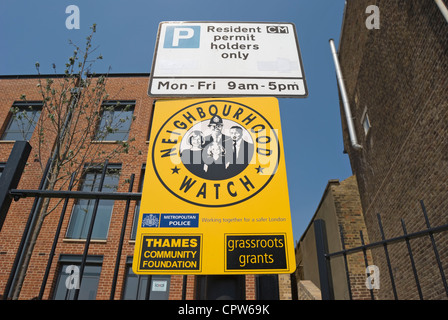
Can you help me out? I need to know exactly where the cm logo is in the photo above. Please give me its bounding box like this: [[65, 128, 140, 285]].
[[266, 26, 289, 34], [164, 26, 201, 48]]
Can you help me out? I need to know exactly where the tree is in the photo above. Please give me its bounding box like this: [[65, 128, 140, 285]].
[[10, 24, 138, 299]]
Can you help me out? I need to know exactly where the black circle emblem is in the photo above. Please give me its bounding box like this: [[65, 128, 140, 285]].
[[152, 100, 280, 207]]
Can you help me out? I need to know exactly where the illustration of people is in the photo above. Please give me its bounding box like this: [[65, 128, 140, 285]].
[[203, 141, 226, 179], [226, 125, 254, 176], [180, 130, 205, 176], [202, 115, 231, 180], [180, 116, 254, 180], [203, 115, 230, 148]]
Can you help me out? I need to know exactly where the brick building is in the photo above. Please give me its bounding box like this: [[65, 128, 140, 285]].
[[336, 1, 448, 299], [0, 74, 288, 300], [295, 176, 374, 300]]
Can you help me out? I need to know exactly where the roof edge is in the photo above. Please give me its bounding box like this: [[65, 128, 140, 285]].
[[0, 72, 150, 79], [297, 179, 341, 244]]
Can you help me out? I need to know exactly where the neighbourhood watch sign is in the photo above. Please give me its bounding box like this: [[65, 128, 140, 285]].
[[148, 21, 308, 98], [133, 98, 296, 275]]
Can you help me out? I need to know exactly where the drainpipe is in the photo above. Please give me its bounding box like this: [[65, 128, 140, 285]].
[[329, 38, 363, 151], [435, 0, 448, 23]]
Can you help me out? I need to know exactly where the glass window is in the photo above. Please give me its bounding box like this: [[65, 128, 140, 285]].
[[53, 256, 103, 300], [0, 163, 5, 179], [122, 263, 171, 300], [96, 101, 135, 141], [66, 164, 121, 240], [362, 112, 371, 135], [1, 102, 42, 141]]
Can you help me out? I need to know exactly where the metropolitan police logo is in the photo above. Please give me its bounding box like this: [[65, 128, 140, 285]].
[[152, 100, 280, 207], [141, 214, 160, 227]]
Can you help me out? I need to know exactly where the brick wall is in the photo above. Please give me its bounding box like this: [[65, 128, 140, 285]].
[[338, 0, 448, 299], [297, 280, 321, 300], [330, 176, 374, 299], [295, 176, 374, 299], [0, 75, 153, 300], [332, 176, 375, 300], [278, 274, 292, 300]]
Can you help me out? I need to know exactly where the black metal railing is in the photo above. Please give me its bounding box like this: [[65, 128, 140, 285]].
[[3, 168, 141, 299], [0, 142, 142, 300], [315, 200, 448, 300]]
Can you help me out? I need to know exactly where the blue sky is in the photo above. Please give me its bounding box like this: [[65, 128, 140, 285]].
[[0, 0, 352, 242]]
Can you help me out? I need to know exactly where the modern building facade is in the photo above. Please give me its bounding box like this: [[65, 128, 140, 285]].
[[336, 0, 448, 299], [0, 74, 289, 300]]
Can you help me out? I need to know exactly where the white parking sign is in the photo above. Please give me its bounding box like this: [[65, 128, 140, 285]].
[[148, 21, 308, 98]]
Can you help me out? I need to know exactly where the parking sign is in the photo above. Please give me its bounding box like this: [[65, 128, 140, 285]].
[[148, 21, 308, 98], [163, 26, 201, 48]]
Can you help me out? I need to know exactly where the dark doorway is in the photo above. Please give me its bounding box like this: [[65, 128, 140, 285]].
[[256, 275, 279, 300], [196, 275, 245, 300]]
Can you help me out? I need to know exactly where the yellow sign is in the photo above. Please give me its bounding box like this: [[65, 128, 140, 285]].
[[133, 97, 296, 274]]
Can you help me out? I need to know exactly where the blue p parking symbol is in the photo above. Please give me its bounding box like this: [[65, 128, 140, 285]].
[[164, 26, 201, 48]]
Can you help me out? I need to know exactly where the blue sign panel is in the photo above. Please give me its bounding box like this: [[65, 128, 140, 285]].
[[160, 214, 199, 228], [163, 26, 201, 48]]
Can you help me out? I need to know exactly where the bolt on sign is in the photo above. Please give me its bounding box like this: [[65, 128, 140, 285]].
[[133, 97, 296, 275], [148, 21, 308, 98]]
